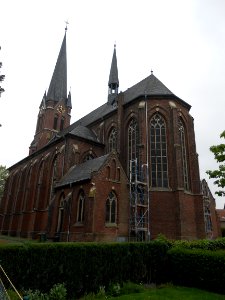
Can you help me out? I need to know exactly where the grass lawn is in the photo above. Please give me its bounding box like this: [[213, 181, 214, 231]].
[[109, 286, 225, 300], [82, 285, 225, 300]]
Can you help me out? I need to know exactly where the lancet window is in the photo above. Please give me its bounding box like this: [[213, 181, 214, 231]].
[[178, 118, 190, 190], [108, 127, 117, 152], [77, 191, 85, 223], [150, 113, 168, 188], [105, 191, 117, 224]]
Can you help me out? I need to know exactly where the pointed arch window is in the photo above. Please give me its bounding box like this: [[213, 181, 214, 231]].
[[128, 118, 140, 179], [178, 118, 190, 190], [204, 206, 212, 232], [108, 127, 117, 152], [60, 117, 65, 131], [57, 194, 65, 234], [53, 115, 58, 130], [150, 113, 168, 188], [105, 191, 117, 224], [34, 161, 44, 210], [77, 191, 85, 223], [49, 156, 58, 201]]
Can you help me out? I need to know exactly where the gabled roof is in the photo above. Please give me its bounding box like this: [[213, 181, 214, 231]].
[[55, 154, 109, 187], [48, 73, 190, 144], [46, 31, 67, 102], [123, 73, 174, 104], [69, 125, 99, 142], [70, 73, 190, 128]]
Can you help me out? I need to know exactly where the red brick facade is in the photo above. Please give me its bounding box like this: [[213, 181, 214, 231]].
[[0, 32, 220, 241]]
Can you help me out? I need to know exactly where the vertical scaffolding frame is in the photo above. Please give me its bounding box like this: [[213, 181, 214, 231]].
[[128, 96, 150, 242], [129, 159, 149, 241]]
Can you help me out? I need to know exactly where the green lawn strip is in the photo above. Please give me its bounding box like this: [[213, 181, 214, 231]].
[[106, 286, 225, 300]]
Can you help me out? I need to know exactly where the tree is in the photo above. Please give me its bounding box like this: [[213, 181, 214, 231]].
[[0, 46, 5, 97], [0, 165, 8, 199], [206, 131, 225, 197]]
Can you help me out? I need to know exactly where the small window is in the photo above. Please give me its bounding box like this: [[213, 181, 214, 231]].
[[105, 191, 117, 224], [53, 115, 58, 130], [60, 117, 65, 131], [77, 191, 85, 223], [108, 127, 117, 152]]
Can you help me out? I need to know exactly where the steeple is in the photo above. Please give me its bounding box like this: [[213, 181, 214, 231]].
[[30, 29, 71, 155], [108, 44, 119, 104], [46, 29, 67, 102]]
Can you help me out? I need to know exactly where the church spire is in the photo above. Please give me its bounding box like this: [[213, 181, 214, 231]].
[[108, 44, 119, 104], [46, 29, 67, 102]]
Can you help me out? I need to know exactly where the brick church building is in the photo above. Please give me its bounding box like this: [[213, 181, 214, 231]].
[[0, 29, 220, 241]]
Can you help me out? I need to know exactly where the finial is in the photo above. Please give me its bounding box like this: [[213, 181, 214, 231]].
[[65, 20, 69, 31], [114, 42, 116, 49], [151, 69, 153, 75]]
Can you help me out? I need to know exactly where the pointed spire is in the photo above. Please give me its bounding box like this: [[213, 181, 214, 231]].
[[46, 29, 67, 102], [67, 90, 72, 108], [39, 91, 47, 109], [108, 44, 119, 104]]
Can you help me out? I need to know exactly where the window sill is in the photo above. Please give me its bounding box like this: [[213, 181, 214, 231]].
[[73, 222, 84, 227], [105, 223, 117, 228]]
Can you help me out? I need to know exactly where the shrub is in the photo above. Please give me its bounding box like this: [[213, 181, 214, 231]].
[[0, 240, 170, 298], [168, 247, 225, 294]]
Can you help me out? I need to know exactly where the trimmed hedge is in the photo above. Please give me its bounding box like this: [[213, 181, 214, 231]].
[[168, 247, 225, 294], [173, 237, 225, 251], [0, 240, 170, 297]]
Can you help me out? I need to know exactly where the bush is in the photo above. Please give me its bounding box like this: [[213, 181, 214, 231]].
[[174, 237, 225, 251], [168, 247, 225, 294], [0, 240, 170, 298]]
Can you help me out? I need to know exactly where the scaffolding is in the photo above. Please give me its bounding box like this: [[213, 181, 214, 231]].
[[129, 158, 150, 241]]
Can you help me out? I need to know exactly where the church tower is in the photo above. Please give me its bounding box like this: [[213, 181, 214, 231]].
[[29, 28, 72, 154], [108, 44, 119, 105]]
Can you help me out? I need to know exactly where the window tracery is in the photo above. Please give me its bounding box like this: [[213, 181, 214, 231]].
[[150, 113, 168, 188]]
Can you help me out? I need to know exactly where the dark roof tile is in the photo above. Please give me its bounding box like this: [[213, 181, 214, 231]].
[[55, 154, 109, 187]]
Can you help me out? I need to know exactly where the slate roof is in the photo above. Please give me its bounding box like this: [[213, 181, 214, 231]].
[[108, 46, 119, 86], [46, 31, 67, 102], [69, 73, 190, 129], [123, 73, 174, 104], [55, 154, 109, 187], [69, 125, 99, 142], [49, 73, 190, 144]]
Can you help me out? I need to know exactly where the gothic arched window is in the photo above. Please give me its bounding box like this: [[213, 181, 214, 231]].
[[178, 118, 190, 190], [53, 115, 58, 130], [128, 118, 140, 178], [77, 191, 85, 223], [34, 161, 44, 209], [108, 127, 117, 152], [105, 191, 117, 224], [150, 113, 168, 188], [204, 206, 212, 232], [60, 117, 65, 131]]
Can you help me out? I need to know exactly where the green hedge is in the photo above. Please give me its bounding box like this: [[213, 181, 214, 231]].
[[0, 240, 170, 297], [168, 247, 225, 294], [173, 237, 225, 251], [2, 238, 225, 297]]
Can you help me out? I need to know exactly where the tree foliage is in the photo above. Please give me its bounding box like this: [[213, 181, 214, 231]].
[[0, 46, 5, 96], [0, 165, 8, 199], [206, 131, 225, 197]]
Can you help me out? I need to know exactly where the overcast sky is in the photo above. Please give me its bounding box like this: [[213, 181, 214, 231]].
[[0, 0, 225, 208]]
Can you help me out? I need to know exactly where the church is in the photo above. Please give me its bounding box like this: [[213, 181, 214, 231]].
[[0, 29, 220, 242]]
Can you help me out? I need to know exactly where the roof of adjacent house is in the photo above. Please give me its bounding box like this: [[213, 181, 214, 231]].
[[55, 154, 109, 187]]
